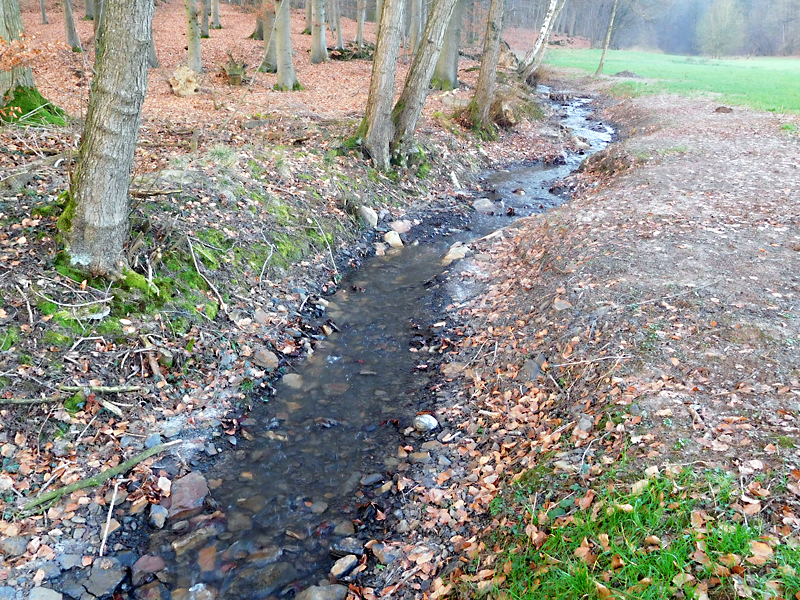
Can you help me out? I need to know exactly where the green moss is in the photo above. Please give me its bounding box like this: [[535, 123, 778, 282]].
[[123, 268, 159, 296], [1, 86, 67, 126], [273, 81, 305, 92], [1, 327, 20, 351], [43, 331, 73, 348], [430, 77, 455, 91], [204, 302, 218, 320], [417, 160, 432, 179], [56, 191, 76, 235]]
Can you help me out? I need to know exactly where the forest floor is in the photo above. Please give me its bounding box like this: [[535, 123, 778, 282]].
[[1, 1, 800, 599]]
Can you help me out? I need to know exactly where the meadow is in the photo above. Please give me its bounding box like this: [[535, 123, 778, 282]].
[[544, 49, 800, 113]]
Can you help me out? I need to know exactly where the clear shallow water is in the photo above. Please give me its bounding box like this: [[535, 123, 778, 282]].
[[139, 94, 613, 599]]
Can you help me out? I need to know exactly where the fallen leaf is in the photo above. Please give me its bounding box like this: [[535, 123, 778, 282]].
[[673, 572, 695, 587], [595, 581, 613, 599]]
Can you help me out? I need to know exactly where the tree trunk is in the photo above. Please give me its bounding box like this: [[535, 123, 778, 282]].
[[262, 0, 277, 71], [40, 0, 48, 24], [409, 0, 422, 52], [211, 0, 221, 27], [332, 0, 344, 49], [94, 0, 106, 46], [250, 0, 265, 39], [304, 0, 311, 33], [355, 0, 365, 48], [469, 0, 502, 131], [201, 0, 210, 37], [518, 0, 559, 79], [390, 0, 459, 159], [526, 0, 566, 79], [147, 16, 159, 67], [432, 0, 462, 90], [595, 0, 618, 75], [360, 0, 404, 168], [85, 0, 95, 20], [375, 0, 383, 35], [0, 0, 36, 103], [66, 0, 154, 278], [310, 0, 327, 62], [63, 0, 81, 50], [186, 0, 202, 71], [275, 0, 298, 89]]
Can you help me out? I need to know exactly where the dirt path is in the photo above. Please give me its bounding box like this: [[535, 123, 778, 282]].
[[353, 83, 800, 597]]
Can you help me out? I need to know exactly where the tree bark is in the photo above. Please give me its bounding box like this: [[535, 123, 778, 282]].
[[432, 0, 462, 90], [518, 0, 559, 79], [469, 0, 503, 130], [375, 0, 383, 35], [39, 0, 48, 24], [63, 0, 81, 50], [186, 0, 202, 71], [65, 0, 153, 278], [332, 0, 344, 49], [361, 0, 404, 168], [94, 0, 106, 46], [85, 0, 95, 20], [201, 0, 210, 37], [147, 14, 159, 67], [304, 0, 311, 33], [355, 0, 366, 48], [250, 0, 264, 39], [409, 0, 422, 52], [211, 0, 221, 28], [310, 0, 328, 62], [390, 0, 459, 159], [595, 0, 619, 74], [275, 0, 298, 89], [0, 0, 36, 103], [262, 0, 277, 71]]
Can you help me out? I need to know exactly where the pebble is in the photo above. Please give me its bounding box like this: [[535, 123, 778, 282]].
[[413, 414, 439, 432], [383, 231, 403, 248], [472, 198, 495, 213], [360, 473, 383, 486], [144, 434, 163, 449], [333, 520, 354, 536], [172, 527, 217, 556], [149, 505, 168, 529], [168, 471, 209, 520], [253, 348, 280, 371], [309, 501, 328, 515], [134, 581, 170, 600], [282, 373, 304, 389], [162, 423, 181, 438], [295, 585, 349, 600], [409, 452, 431, 464], [84, 557, 125, 598], [330, 555, 357, 580], [331, 538, 363, 557], [28, 589, 61, 600], [0, 536, 29, 558], [188, 583, 217, 600], [390, 220, 412, 234], [56, 554, 82, 570]]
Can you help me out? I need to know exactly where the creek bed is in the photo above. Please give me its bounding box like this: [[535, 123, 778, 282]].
[[128, 92, 612, 599]]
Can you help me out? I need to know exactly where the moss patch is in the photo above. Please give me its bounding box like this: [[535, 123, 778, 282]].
[[1, 86, 67, 126]]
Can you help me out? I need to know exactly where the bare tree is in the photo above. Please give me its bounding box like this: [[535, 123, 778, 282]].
[[63, 0, 81, 50], [469, 0, 503, 133], [596, 0, 619, 73], [39, 0, 47, 24], [698, 0, 745, 56], [211, 0, 221, 28], [262, 0, 278, 71], [355, 0, 366, 49], [432, 0, 463, 90], [1, 0, 35, 103], [275, 0, 300, 89], [311, 0, 328, 62], [409, 0, 423, 52], [201, 0, 210, 37], [518, 0, 561, 82], [64, 0, 154, 278], [186, 0, 202, 71], [391, 0, 460, 159], [251, 0, 265, 39], [360, 0, 405, 168]]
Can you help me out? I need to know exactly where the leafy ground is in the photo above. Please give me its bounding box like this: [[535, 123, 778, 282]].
[[545, 49, 800, 113]]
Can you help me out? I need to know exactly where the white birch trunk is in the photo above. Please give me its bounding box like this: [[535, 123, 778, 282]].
[[310, 0, 328, 62], [275, 0, 298, 90], [361, 0, 404, 168], [518, 0, 559, 76], [67, 0, 154, 277], [186, 0, 202, 71]]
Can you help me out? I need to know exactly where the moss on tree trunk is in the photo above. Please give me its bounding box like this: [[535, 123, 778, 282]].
[[1, 86, 66, 126]]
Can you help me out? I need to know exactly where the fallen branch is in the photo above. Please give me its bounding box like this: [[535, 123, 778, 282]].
[[0, 397, 59, 405], [23, 440, 181, 512], [139, 335, 166, 383], [550, 355, 632, 369], [58, 385, 143, 393], [129, 188, 181, 197]]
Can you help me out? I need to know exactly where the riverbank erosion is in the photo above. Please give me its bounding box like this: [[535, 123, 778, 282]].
[[356, 89, 799, 598]]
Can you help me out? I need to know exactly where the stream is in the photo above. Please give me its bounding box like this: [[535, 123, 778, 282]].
[[128, 91, 613, 599]]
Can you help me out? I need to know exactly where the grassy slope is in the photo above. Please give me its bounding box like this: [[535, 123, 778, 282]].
[[545, 49, 800, 113]]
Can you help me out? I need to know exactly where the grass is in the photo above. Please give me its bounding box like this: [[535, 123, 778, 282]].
[[544, 49, 800, 113], [488, 469, 799, 600]]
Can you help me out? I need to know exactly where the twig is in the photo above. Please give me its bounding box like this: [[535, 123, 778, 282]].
[[311, 215, 339, 276], [99, 478, 125, 556], [15, 285, 34, 325], [34, 291, 114, 309], [627, 280, 720, 308], [22, 440, 181, 512], [551, 355, 632, 369], [58, 385, 143, 393], [129, 188, 181, 198], [258, 242, 275, 290], [139, 336, 165, 383], [186, 236, 228, 313], [75, 412, 100, 446], [68, 336, 106, 353]]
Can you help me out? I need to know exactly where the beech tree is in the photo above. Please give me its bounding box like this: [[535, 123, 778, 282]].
[[186, 0, 202, 71], [262, 1, 277, 72], [85, 0, 94, 20], [39, 0, 47, 24], [201, 0, 210, 37], [63, 0, 81, 51], [360, 0, 404, 168], [432, 0, 463, 90], [469, 0, 503, 133], [355, 0, 366, 50], [1, 0, 35, 104], [63, 0, 154, 278], [211, 0, 221, 28], [274, 0, 300, 89], [310, 0, 328, 62]]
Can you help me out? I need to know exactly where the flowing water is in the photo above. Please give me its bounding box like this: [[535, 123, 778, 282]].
[[135, 93, 613, 598]]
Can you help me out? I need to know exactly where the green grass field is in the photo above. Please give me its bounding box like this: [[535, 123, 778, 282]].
[[544, 49, 800, 113]]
